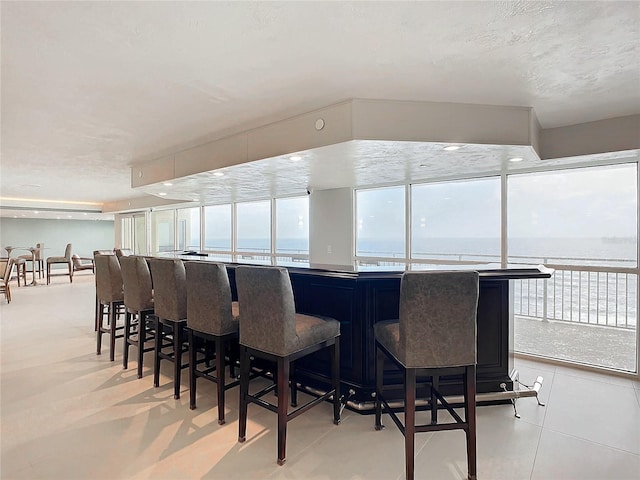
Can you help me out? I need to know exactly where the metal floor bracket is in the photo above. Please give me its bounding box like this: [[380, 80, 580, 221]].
[[500, 375, 545, 418]]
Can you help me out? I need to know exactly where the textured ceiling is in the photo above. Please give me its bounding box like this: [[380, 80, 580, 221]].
[[1, 1, 639, 216], [139, 142, 639, 204]]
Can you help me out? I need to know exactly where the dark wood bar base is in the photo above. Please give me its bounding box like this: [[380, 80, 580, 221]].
[[222, 264, 552, 412]]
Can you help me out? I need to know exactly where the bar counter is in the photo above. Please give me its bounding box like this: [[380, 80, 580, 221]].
[[157, 253, 553, 410]]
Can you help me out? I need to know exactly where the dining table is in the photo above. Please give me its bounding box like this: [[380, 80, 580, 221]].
[[4, 246, 44, 286]]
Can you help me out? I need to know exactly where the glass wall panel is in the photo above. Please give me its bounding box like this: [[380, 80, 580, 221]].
[[121, 217, 133, 250], [236, 200, 271, 253], [356, 186, 405, 258], [411, 177, 501, 263], [204, 204, 232, 251], [508, 164, 638, 267], [177, 207, 200, 251], [508, 163, 638, 373], [134, 215, 146, 254], [276, 196, 309, 255], [150, 210, 175, 253]]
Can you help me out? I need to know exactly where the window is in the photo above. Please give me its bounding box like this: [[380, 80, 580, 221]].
[[121, 217, 133, 250], [356, 186, 406, 258], [508, 163, 638, 372], [276, 196, 309, 255], [177, 207, 200, 251], [236, 200, 271, 253], [204, 204, 232, 251], [508, 164, 637, 267], [411, 177, 501, 263], [150, 210, 175, 253]]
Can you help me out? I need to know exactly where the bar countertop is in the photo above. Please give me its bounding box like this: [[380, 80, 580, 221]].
[[155, 252, 554, 280]]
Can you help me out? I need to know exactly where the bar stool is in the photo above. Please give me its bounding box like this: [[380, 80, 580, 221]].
[[374, 271, 479, 480], [120, 255, 155, 379], [149, 258, 188, 400], [185, 261, 240, 425], [95, 254, 125, 362], [236, 265, 341, 466], [93, 250, 116, 331]]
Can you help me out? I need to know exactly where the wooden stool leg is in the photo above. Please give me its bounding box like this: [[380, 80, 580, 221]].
[[137, 314, 146, 379], [332, 338, 341, 425], [189, 329, 197, 410], [96, 302, 104, 355], [431, 374, 439, 425], [465, 365, 477, 480], [153, 318, 162, 388], [123, 311, 131, 369], [238, 347, 250, 442], [290, 361, 298, 408], [109, 302, 117, 362], [215, 337, 226, 424], [173, 322, 183, 399], [405, 368, 416, 480], [277, 356, 290, 466], [374, 346, 384, 430]]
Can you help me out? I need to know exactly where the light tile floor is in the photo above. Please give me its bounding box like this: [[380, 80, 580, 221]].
[[1, 275, 639, 479]]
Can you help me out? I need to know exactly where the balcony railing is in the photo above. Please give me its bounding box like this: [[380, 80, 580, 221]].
[[354, 250, 639, 332], [512, 261, 638, 330]]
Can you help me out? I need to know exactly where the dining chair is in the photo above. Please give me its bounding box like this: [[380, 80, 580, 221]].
[[0, 258, 14, 303], [115, 248, 133, 259], [46, 243, 73, 284]]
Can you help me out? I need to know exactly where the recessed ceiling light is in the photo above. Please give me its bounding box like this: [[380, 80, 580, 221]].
[[67, 215, 72, 218], [56, 216, 61, 220], [13, 215, 17, 218], [83, 212, 88, 216], [163, 182, 173, 187], [443, 145, 461, 151], [509, 157, 524, 162], [33, 210, 39, 214], [289, 155, 302, 162], [213, 172, 224, 177], [159, 192, 167, 196]]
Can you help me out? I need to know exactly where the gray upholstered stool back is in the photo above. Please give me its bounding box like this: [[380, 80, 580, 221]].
[[95, 254, 124, 304], [119, 256, 153, 313], [399, 270, 479, 368], [235, 266, 298, 355], [185, 261, 237, 336], [148, 258, 187, 322]]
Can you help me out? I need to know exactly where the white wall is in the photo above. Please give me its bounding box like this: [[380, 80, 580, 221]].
[[309, 187, 354, 267], [0, 218, 115, 268]]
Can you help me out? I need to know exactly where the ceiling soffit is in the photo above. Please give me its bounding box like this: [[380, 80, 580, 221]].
[[127, 99, 545, 207]]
